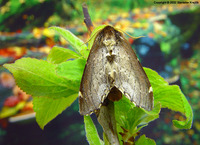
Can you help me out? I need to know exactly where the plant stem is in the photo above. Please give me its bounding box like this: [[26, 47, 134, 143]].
[[96, 98, 120, 145], [82, 3, 94, 35]]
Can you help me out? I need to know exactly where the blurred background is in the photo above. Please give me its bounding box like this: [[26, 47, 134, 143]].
[[0, 0, 200, 145]]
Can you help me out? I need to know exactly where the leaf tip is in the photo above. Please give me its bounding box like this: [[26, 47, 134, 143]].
[[3, 63, 11, 69], [39, 123, 45, 130]]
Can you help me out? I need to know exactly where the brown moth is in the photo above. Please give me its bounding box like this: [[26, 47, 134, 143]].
[[79, 25, 153, 115]]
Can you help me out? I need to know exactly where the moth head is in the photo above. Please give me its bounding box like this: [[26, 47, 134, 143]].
[[85, 25, 144, 47], [83, 25, 123, 48], [102, 26, 123, 37], [95, 25, 123, 46]]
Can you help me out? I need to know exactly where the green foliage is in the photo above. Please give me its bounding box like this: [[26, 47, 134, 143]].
[[33, 94, 77, 129], [135, 135, 156, 145], [47, 46, 81, 64], [84, 116, 103, 145], [4, 58, 79, 98], [0, 0, 54, 31], [3, 25, 193, 144], [49, 26, 89, 58], [144, 68, 193, 129], [115, 97, 161, 134], [3, 57, 85, 129], [0, 0, 40, 23], [56, 58, 86, 82]]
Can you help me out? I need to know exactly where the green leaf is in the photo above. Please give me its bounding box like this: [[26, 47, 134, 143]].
[[56, 58, 86, 83], [115, 96, 135, 129], [33, 94, 77, 129], [49, 26, 88, 57], [115, 97, 160, 137], [144, 67, 193, 129], [135, 135, 156, 145], [143, 67, 168, 89], [47, 46, 81, 64], [139, 102, 161, 125], [154, 85, 193, 129], [3, 58, 78, 98], [153, 86, 184, 111], [84, 115, 102, 145]]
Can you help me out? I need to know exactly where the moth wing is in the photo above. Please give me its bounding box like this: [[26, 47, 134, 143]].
[[79, 42, 110, 115], [114, 38, 153, 111]]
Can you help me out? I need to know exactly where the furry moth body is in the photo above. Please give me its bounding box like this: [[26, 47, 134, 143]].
[[79, 25, 153, 115]]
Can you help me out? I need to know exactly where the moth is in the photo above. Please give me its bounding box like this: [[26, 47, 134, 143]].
[[79, 25, 153, 115]]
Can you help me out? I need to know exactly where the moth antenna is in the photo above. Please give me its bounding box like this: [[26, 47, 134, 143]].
[[81, 28, 104, 46], [115, 28, 146, 39]]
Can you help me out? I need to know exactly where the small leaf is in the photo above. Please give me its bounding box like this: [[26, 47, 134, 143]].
[[135, 135, 156, 145], [115, 96, 134, 128], [33, 94, 77, 129], [144, 67, 193, 129], [49, 26, 87, 56], [143, 67, 168, 89], [47, 46, 81, 64], [154, 86, 184, 111], [4, 58, 79, 98], [115, 97, 160, 135], [56, 58, 86, 82], [84, 115, 102, 145], [154, 85, 193, 129], [139, 102, 161, 125]]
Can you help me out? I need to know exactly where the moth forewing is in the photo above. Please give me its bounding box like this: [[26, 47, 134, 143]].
[[116, 35, 154, 111], [79, 25, 154, 115]]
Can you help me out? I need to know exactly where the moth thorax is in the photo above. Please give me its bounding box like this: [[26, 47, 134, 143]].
[[103, 38, 116, 47]]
